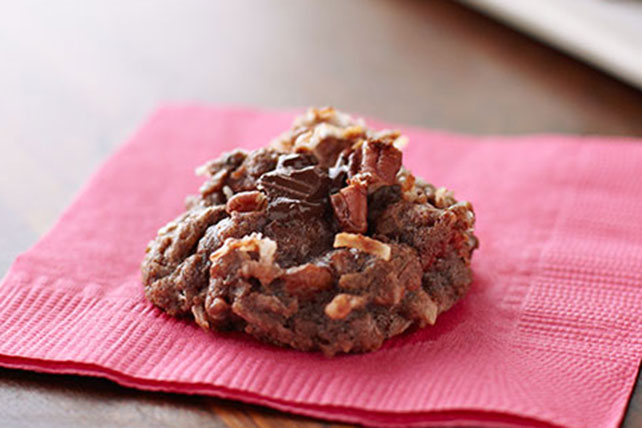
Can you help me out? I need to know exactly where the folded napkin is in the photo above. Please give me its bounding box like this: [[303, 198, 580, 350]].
[[1, 106, 640, 428]]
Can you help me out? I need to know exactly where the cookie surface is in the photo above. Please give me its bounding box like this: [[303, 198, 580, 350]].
[[142, 108, 478, 356]]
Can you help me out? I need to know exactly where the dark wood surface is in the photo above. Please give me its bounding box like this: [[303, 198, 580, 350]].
[[1, 1, 640, 427]]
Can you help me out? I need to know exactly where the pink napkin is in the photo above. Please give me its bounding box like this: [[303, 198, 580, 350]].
[[1, 106, 640, 428]]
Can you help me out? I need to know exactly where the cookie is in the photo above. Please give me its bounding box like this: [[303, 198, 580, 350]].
[[142, 107, 478, 356]]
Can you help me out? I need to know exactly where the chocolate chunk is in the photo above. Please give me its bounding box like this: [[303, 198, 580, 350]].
[[258, 165, 331, 221], [258, 166, 329, 202], [265, 199, 325, 221]]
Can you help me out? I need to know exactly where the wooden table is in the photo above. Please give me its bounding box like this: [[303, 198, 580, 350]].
[[1, 1, 640, 426]]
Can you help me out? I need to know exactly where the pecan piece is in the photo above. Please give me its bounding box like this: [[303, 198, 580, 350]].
[[330, 183, 367, 233], [348, 139, 402, 188], [281, 264, 333, 298], [225, 191, 267, 214]]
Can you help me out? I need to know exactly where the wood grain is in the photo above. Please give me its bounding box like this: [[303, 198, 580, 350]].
[[0, 0, 640, 426]]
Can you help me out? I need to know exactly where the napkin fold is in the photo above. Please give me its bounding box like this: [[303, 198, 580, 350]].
[[1, 106, 640, 428]]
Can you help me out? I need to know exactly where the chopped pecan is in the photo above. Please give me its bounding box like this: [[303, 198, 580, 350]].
[[348, 140, 402, 189], [281, 264, 333, 298], [330, 183, 368, 233], [361, 140, 402, 185], [225, 191, 267, 214], [324, 293, 367, 320], [333, 232, 391, 260]]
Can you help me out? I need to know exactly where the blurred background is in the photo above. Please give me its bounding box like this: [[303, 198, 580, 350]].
[[1, 1, 641, 427]]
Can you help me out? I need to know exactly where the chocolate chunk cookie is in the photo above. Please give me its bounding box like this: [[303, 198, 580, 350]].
[[142, 107, 478, 356]]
